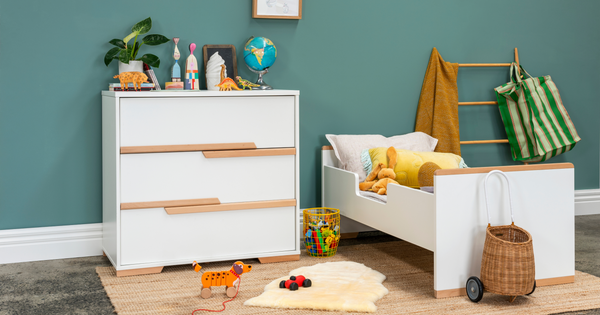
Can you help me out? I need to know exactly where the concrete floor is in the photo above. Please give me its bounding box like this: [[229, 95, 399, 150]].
[[1, 214, 599, 315]]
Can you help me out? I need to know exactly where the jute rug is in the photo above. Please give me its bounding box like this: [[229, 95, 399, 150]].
[[97, 241, 600, 314]]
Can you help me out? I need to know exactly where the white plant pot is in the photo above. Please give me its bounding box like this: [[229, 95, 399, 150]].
[[119, 60, 144, 74]]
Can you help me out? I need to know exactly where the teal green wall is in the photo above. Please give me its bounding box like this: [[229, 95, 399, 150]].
[[1, 0, 598, 230]]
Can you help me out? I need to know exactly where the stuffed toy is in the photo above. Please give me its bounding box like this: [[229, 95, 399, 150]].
[[359, 146, 400, 195]]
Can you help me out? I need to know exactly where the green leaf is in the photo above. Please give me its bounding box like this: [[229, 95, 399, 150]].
[[131, 17, 152, 35], [104, 47, 121, 66], [119, 49, 131, 64], [139, 54, 160, 68], [123, 31, 136, 45], [142, 34, 169, 46], [109, 39, 126, 49]]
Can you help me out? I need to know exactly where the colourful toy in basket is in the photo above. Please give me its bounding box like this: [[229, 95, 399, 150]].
[[279, 275, 312, 290], [304, 208, 341, 257], [359, 146, 400, 195], [192, 261, 252, 298]]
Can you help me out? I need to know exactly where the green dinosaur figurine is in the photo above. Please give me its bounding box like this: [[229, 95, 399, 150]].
[[236, 76, 261, 90]]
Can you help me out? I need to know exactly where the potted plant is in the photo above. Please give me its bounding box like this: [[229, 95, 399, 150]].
[[104, 17, 169, 73]]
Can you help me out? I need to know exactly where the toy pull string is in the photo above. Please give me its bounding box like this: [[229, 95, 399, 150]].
[[191, 278, 241, 314]]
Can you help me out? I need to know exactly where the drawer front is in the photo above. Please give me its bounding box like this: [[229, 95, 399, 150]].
[[120, 152, 295, 204], [120, 206, 297, 265], [120, 96, 295, 148]]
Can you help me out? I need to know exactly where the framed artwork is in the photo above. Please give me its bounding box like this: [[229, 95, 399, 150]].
[[253, 0, 302, 19], [203, 45, 238, 90]]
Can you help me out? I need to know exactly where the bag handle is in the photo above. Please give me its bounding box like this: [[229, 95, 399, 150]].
[[510, 62, 535, 84], [484, 170, 515, 227]]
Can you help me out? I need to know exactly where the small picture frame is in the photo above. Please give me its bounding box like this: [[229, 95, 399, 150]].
[[203, 45, 238, 89], [253, 0, 302, 19]]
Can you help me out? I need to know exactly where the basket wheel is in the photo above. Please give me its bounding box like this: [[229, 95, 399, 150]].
[[526, 280, 536, 295], [466, 276, 484, 303]]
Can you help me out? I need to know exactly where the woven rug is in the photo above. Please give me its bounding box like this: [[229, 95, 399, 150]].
[[97, 241, 600, 314]]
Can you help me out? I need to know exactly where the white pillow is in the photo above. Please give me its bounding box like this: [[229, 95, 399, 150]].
[[325, 132, 438, 182]]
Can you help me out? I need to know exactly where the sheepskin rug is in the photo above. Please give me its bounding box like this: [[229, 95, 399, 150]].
[[244, 261, 388, 313]]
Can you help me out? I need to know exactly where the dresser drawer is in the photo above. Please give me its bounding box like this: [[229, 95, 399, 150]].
[[120, 152, 295, 204], [120, 206, 297, 265], [120, 96, 295, 148]]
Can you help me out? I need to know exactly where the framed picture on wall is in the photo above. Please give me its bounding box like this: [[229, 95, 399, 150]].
[[253, 0, 302, 19], [203, 45, 238, 90]]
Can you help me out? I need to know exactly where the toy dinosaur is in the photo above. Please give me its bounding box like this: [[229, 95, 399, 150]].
[[113, 71, 148, 91], [235, 76, 260, 90], [216, 64, 241, 91]]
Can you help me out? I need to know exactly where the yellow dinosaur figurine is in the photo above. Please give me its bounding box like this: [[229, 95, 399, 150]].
[[113, 71, 148, 91], [216, 64, 241, 91]]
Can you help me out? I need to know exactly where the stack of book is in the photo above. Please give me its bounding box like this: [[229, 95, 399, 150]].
[[109, 82, 155, 91]]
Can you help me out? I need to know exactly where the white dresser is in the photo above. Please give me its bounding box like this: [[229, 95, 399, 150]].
[[101, 90, 300, 276]]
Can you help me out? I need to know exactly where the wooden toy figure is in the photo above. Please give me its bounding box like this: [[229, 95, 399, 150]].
[[185, 43, 199, 90], [165, 38, 184, 90], [193, 261, 252, 298], [171, 38, 181, 82]]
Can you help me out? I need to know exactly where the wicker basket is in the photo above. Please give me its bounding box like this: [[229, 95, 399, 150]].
[[480, 223, 535, 296], [479, 170, 535, 297]]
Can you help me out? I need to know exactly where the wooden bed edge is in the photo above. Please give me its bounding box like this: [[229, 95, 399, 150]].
[[322, 145, 333, 150], [435, 163, 574, 176], [434, 275, 575, 298]]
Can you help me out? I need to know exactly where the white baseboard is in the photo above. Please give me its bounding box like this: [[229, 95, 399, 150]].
[[575, 189, 600, 216], [1, 190, 598, 265], [0, 223, 103, 265]]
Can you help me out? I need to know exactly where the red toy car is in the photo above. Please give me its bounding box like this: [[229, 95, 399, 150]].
[[279, 275, 312, 291]]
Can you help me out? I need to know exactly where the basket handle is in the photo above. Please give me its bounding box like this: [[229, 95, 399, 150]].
[[484, 170, 515, 226]]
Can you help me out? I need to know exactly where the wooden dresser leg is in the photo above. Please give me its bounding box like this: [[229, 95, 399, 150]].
[[116, 266, 164, 277], [258, 254, 300, 264], [340, 232, 359, 239]]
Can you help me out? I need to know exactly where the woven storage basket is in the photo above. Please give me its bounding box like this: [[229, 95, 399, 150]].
[[480, 171, 535, 297]]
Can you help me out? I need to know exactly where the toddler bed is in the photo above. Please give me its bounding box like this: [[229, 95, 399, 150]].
[[321, 146, 575, 298]]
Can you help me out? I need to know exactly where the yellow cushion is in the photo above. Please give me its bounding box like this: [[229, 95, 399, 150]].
[[368, 148, 464, 188]]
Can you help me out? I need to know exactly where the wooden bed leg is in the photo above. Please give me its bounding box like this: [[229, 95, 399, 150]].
[[340, 232, 359, 239], [102, 251, 107, 257], [116, 266, 164, 277], [258, 255, 300, 264], [434, 288, 467, 298]]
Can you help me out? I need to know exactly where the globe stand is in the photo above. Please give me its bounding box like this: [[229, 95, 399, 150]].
[[247, 65, 272, 90]]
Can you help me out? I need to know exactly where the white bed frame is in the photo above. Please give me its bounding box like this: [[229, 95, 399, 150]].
[[322, 147, 575, 298]]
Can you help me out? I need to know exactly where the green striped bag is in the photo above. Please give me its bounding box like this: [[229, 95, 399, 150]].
[[494, 63, 580, 162]]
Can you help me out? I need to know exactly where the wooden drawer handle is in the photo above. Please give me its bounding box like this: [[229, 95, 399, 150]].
[[165, 199, 296, 215], [120, 142, 257, 154], [203, 148, 296, 158], [121, 198, 221, 210]]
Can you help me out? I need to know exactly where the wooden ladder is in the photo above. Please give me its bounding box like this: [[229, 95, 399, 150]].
[[457, 48, 520, 146]]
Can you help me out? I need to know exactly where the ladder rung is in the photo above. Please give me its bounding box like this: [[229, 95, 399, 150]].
[[460, 139, 509, 145], [458, 101, 498, 106], [458, 63, 512, 67]]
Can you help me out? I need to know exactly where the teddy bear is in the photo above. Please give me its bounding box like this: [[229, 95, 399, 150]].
[[359, 146, 400, 195]]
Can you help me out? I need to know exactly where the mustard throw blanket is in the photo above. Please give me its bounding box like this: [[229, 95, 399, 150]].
[[414, 48, 460, 155]]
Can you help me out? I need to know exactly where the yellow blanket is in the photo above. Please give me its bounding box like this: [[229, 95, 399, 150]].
[[414, 47, 460, 155]]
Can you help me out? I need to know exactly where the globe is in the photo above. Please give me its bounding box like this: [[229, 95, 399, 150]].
[[243, 37, 277, 72]]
